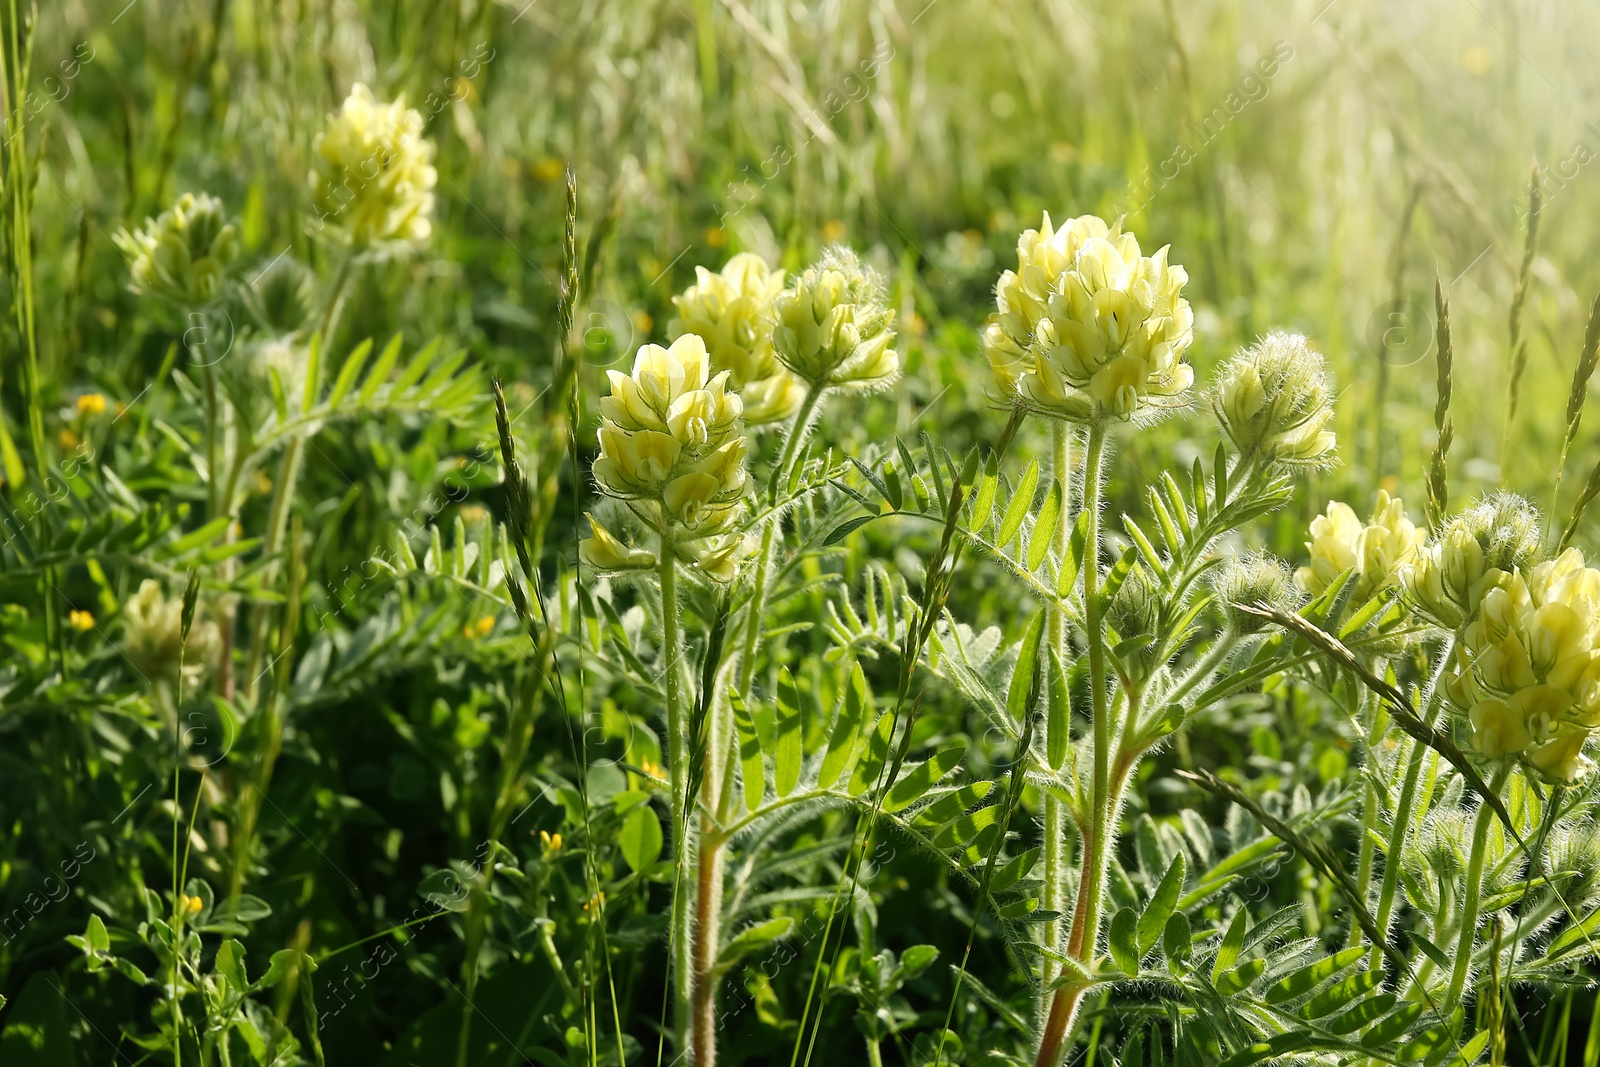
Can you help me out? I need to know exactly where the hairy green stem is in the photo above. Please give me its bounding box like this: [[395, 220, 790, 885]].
[[736, 382, 825, 695], [1446, 767, 1505, 1008], [684, 383, 826, 1066], [1040, 422, 1072, 999], [661, 543, 695, 1057], [1348, 680, 1384, 949], [1036, 423, 1109, 1067], [1370, 637, 1455, 972], [243, 255, 355, 696]]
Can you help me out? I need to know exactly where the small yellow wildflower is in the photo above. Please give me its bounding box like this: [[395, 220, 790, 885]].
[[639, 757, 665, 783], [705, 227, 728, 248], [582, 891, 607, 913], [633, 309, 654, 335], [1298, 491, 1423, 603], [69, 610, 96, 632], [463, 615, 495, 639], [669, 252, 804, 424], [182, 894, 204, 917], [821, 219, 847, 243], [58, 429, 81, 450], [539, 829, 564, 853], [77, 393, 108, 417], [252, 470, 273, 495]]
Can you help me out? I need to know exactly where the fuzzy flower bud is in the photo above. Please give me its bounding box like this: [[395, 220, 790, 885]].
[[992, 214, 1194, 422], [1213, 332, 1337, 466], [772, 247, 897, 391], [310, 84, 437, 250], [588, 335, 750, 580], [1108, 567, 1162, 679], [1403, 493, 1544, 629], [114, 193, 240, 308], [668, 253, 806, 425], [1445, 548, 1600, 782], [1213, 553, 1301, 633], [1297, 491, 1423, 604]]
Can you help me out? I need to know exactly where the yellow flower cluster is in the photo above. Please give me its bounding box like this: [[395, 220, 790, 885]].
[[987, 213, 1194, 421], [1403, 493, 1543, 630], [1446, 549, 1600, 782], [1297, 491, 1424, 603], [1213, 332, 1337, 466], [583, 335, 750, 581], [984, 213, 1119, 388], [668, 253, 806, 425], [772, 247, 897, 391], [311, 84, 437, 250], [113, 192, 240, 308]]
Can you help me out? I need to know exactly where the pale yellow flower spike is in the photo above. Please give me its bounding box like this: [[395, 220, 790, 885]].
[[772, 247, 897, 392], [1447, 547, 1600, 782], [668, 253, 806, 425], [310, 83, 438, 250], [113, 192, 240, 308], [586, 335, 751, 580], [987, 213, 1195, 422]]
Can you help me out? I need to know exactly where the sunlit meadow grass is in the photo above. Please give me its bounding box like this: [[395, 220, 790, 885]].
[[5, 1, 1600, 1065]]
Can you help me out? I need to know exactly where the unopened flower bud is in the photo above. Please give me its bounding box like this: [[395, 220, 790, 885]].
[[1213, 553, 1301, 633], [114, 192, 240, 308], [1213, 332, 1337, 466], [773, 247, 897, 390]]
